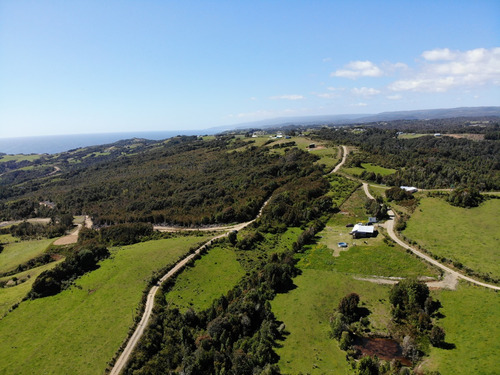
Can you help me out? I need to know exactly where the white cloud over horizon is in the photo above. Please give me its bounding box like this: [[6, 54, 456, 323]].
[[389, 47, 500, 92]]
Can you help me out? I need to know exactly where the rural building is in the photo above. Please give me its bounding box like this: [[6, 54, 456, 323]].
[[400, 186, 418, 193], [350, 224, 376, 239]]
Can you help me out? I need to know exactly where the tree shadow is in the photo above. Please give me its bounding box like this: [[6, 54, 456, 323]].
[[438, 341, 456, 350]]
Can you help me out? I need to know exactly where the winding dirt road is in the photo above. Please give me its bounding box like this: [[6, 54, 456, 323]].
[[382, 210, 500, 291], [109, 199, 270, 375], [333, 145, 499, 291], [330, 145, 348, 174]]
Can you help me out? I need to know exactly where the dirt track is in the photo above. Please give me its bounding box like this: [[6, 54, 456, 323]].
[[53, 216, 93, 246]]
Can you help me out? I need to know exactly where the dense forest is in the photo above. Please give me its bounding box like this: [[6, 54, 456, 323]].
[[1, 136, 323, 226], [313, 120, 500, 190]]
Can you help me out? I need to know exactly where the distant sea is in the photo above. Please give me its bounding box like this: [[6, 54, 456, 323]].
[[0, 130, 207, 155]]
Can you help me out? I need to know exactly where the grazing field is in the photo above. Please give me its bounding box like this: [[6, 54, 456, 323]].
[[165, 245, 245, 312], [343, 163, 396, 177], [0, 261, 63, 316], [0, 238, 54, 274], [403, 197, 500, 278], [272, 269, 392, 374], [0, 154, 41, 163], [0, 235, 208, 375], [397, 133, 428, 139], [423, 282, 500, 374]]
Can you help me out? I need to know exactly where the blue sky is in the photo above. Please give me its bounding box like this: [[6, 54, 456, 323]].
[[1, 0, 499, 137]]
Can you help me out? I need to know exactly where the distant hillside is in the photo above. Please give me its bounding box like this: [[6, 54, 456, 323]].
[[214, 106, 500, 132]]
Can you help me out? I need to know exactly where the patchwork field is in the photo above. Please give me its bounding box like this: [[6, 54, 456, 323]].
[[403, 197, 500, 278], [0, 235, 208, 375]]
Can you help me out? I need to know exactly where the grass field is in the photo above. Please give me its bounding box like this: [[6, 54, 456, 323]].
[[403, 197, 500, 278], [165, 245, 245, 312], [271, 183, 440, 374], [0, 235, 208, 375], [422, 282, 500, 375], [0, 238, 54, 274], [343, 163, 396, 177], [0, 260, 63, 316], [398, 133, 429, 139], [0, 154, 41, 163], [272, 269, 392, 374]]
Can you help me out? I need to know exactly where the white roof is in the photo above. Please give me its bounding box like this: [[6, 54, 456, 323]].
[[400, 186, 418, 192], [350, 224, 374, 234]]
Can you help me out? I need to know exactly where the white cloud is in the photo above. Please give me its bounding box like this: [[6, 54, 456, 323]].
[[331, 60, 384, 79], [354, 102, 368, 107], [351, 87, 381, 96], [422, 48, 456, 61], [389, 47, 500, 92], [387, 94, 402, 100], [269, 94, 305, 100], [316, 93, 338, 99], [327, 86, 345, 91]]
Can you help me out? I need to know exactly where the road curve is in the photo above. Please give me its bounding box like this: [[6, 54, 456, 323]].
[[330, 145, 500, 292], [363, 183, 375, 200], [384, 210, 500, 291], [109, 199, 270, 375], [330, 145, 348, 174]]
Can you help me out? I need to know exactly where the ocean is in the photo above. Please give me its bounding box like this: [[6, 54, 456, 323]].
[[0, 130, 207, 155]]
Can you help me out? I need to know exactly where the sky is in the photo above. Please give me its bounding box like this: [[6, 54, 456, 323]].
[[1, 0, 499, 138]]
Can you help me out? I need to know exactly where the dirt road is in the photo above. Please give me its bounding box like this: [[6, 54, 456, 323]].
[[109, 199, 269, 375], [363, 183, 375, 200], [333, 145, 499, 291], [383, 210, 500, 291], [330, 145, 348, 174], [53, 216, 93, 246]]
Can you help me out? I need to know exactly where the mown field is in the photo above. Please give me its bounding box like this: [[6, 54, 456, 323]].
[[342, 163, 397, 177], [165, 244, 245, 312], [0, 235, 208, 375], [0, 238, 54, 274], [422, 282, 500, 375], [403, 197, 500, 278]]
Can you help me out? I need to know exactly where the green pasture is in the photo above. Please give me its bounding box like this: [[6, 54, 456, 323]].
[[343, 163, 396, 177], [0, 154, 41, 163], [0, 235, 207, 375], [403, 197, 500, 278], [165, 245, 244, 312], [272, 269, 392, 374], [397, 133, 428, 139], [423, 282, 500, 374], [0, 260, 63, 316], [0, 238, 54, 274], [299, 219, 438, 278]]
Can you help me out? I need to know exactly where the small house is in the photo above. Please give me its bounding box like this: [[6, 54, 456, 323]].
[[350, 224, 376, 239], [400, 186, 418, 193]]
